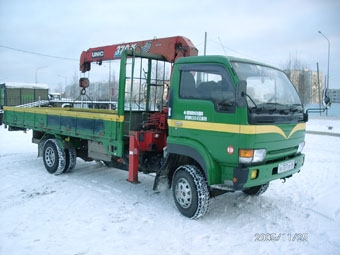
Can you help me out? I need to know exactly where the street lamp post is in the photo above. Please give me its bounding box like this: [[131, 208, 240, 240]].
[[35, 66, 48, 83], [318, 31, 330, 116], [318, 31, 330, 90]]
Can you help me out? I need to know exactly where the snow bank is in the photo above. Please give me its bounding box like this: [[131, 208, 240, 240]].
[[307, 116, 340, 136], [0, 119, 340, 254]]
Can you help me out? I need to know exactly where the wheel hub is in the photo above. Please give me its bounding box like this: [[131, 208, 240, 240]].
[[45, 147, 55, 167], [175, 177, 192, 208]]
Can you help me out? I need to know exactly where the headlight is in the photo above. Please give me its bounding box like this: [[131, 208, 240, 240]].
[[297, 141, 305, 154], [239, 149, 266, 164]]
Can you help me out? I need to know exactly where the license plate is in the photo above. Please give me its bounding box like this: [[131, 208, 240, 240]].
[[278, 160, 295, 174]]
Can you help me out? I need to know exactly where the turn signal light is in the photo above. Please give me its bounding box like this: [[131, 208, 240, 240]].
[[239, 149, 254, 158]]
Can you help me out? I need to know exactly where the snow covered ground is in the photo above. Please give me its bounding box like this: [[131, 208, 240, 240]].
[[0, 117, 339, 255]]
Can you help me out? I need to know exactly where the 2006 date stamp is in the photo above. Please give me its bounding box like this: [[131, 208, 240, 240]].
[[254, 233, 308, 242]]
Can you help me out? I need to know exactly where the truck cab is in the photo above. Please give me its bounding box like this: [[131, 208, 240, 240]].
[[155, 55, 306, 218]]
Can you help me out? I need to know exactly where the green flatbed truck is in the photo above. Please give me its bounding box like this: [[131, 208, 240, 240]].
[[3, 36, 309, 219]]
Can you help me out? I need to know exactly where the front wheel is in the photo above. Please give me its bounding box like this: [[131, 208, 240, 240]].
[[242, 183, 269, 196], [172, 165, 209, 219], [43, 139, 66, 175]]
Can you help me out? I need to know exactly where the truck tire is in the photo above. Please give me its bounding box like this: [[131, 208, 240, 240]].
[[43, 139, 66, 175], [63, 148, 77, 173], [242, 183, 269, 196], [172, 165, 210, 219]]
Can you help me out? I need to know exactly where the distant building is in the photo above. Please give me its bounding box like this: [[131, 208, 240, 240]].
[[285, 69, 323, 104], [328, 89, 340, 103]]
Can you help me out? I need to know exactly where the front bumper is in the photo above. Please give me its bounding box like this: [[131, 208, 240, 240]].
[[233, 153, 305, 190]]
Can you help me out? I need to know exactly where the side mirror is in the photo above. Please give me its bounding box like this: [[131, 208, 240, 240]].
[[323, 94, 331, 108], [79, 77, 90, 88], [236, 80, 247, 107], [306, 88, 331, 116]]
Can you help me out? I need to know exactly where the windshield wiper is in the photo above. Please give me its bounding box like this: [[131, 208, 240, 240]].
[[261, 103, 303, 115], [258, 103, 291, 115], [259, 103, 279, 114], [241, 92, 259, 112], [289, 104, 303, 113]]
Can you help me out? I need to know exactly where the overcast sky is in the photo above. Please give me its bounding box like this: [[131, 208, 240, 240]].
[[1, 0, 339, 91]]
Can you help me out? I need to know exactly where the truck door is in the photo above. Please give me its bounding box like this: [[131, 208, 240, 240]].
[[168, 63, 240, 178]]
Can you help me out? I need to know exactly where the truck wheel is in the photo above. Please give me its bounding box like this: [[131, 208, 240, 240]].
[[172, 165, 209, 219], [63, 148, 77, 173], [43, 139, 66, 175], [242, 183, 269, 196]]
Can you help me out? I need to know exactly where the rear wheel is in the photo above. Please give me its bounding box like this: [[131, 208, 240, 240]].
[[242, 183, 269, 196], [43, 139, 66, 175], [64, 148, 77, 173], [172, 165, 209, 219]]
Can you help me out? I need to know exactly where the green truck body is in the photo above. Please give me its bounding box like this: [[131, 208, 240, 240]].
[[2, 37, 307, 219]]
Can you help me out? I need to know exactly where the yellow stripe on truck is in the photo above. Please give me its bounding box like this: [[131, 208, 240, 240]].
[[168, 119, 306, 139], [4, 106, 124, 122]]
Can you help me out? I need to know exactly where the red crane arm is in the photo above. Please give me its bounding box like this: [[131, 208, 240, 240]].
[[79, 36, 198, 73]]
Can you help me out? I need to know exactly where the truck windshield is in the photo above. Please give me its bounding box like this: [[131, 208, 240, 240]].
[[231, 61, 303, 123]]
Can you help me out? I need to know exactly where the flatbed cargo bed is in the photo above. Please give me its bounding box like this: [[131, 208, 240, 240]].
[[4, 106, 124, 156]]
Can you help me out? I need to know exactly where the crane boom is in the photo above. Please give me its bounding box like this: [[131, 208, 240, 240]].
[[80, 36, 198, 73]]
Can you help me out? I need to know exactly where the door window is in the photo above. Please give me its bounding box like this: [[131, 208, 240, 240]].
[[179, 64, 235, 112]]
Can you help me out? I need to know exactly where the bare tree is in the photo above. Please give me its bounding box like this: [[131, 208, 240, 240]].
[[283, 54, 313, 105]]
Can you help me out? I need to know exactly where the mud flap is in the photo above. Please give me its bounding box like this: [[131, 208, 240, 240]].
[[233, 167, 249, 190], [153, 154, 172, 191]]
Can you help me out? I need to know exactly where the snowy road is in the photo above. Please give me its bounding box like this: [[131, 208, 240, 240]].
[[0, 121, 340, 255]]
